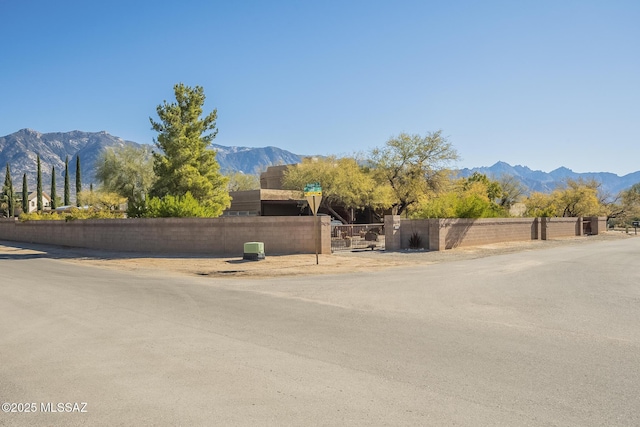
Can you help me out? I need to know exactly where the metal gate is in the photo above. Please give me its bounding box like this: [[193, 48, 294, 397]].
[[331, 223, 385, 252]]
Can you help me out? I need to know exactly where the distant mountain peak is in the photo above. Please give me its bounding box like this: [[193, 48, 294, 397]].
[[550, 166, 574, 173], [492, 160, 511, 167], [18, 128, 42, 137]]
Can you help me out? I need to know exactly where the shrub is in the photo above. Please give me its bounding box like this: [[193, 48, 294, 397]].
[[19, 211, 66, 221], [19, 208, 124, 222], [65, 207, 125, 220], [126, 192, 148, 218], [144, 192, 220, 218], [408, 232, 423, 249]]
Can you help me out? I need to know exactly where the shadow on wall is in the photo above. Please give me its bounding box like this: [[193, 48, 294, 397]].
[[443, 219, 475, 250], [406, 221, 427, 249]]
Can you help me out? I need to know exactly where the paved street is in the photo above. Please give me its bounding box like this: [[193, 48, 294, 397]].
[[1, 238, 639, 426]]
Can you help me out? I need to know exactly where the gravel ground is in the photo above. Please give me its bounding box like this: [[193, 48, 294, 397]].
[[0, 231, 635, 279]]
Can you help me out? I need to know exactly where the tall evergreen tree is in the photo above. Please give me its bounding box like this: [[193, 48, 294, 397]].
[[149, 83, 230, 216], [3, 163, 14, 217], [76, 155, 82, 206], [50, 166, 57, 210], [64, 156, 70, 206], [22, 173, 28, 214], [37, 155, 43, 211]]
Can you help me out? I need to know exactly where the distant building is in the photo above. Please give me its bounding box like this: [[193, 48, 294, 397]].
[[224, 165, 384, 223], [224, 188, 305, 217], [223, 166, 305, 217], [27, 192, 52, 213]]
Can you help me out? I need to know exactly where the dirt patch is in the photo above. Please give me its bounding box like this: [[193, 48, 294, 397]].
[[0, 232, 634, 279]]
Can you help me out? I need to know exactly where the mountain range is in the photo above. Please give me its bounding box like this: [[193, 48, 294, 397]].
[[0, 129, 301, 189], [0, 129, 638, 196], [458, 161, 640, 196]]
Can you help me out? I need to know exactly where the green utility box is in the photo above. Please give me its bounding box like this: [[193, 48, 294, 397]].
[[243, 242, 265, 261]]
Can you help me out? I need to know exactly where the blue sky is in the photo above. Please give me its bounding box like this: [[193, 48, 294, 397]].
[[1, 0, 638, 175]]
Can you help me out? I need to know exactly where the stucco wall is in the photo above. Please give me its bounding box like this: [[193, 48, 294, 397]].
[[0, 216, 331, 256]]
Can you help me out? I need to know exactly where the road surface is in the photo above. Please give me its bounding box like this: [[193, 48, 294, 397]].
[[1, 238, 639, 426]]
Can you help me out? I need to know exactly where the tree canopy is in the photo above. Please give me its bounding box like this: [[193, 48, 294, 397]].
[[22, 173, 28, 214], [496, 174, 526, 209], [413, 173, 505, 219], [64, 156, 70, 206], [523, 178, 604, 217], [149, 83, 230, 216], [2, 163, 14, 217], [50, 166, 57, 209], [282, 156, 392, 223], [226, 172, 260, 192], [369, 131, 459, 216], [96, 145, 156, 200], [603, 182, 640, 225], [75, 155, 82, 206], [37, 155, 43, 212]]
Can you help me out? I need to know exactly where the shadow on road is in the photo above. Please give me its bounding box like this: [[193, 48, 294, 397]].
[[0, 253, 48, 260], [0, 240, 231, 262]]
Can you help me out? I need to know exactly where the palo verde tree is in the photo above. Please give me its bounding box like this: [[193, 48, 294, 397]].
[[463, 172, 502, 200], [149, 83, 230, 216], [37, 155, 43, 211], [75, 155, 82, 206], [553, 178, 603, 217], [50, 166, 57, 210], [64, 156, 70, 206], [282, 156, 392, 223], [618, 183, 640, 225], [369, 131, 459, 216], [523, 178, 604, 218], [414, 173, 505, 219], [22, 173, 28, 213]]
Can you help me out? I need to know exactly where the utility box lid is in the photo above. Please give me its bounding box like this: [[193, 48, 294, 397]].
[[244, 242, 265, 254], [243, 242, 265, 261]]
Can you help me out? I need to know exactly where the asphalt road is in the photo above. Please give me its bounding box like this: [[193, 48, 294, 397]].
[[1, 238, 639, 426]]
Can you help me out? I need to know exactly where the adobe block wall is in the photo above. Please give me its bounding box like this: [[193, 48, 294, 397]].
[[385, 216, 605, 251], [436, 217, 539, 250], [540, 217, 582, 240], [586, 216, 607, 235], [384, 215, 402, 251], [0, 216, 330, 256], [384, 217, 538, 251], [400, 218, 429, 249], [384, 216, 430, 250]]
